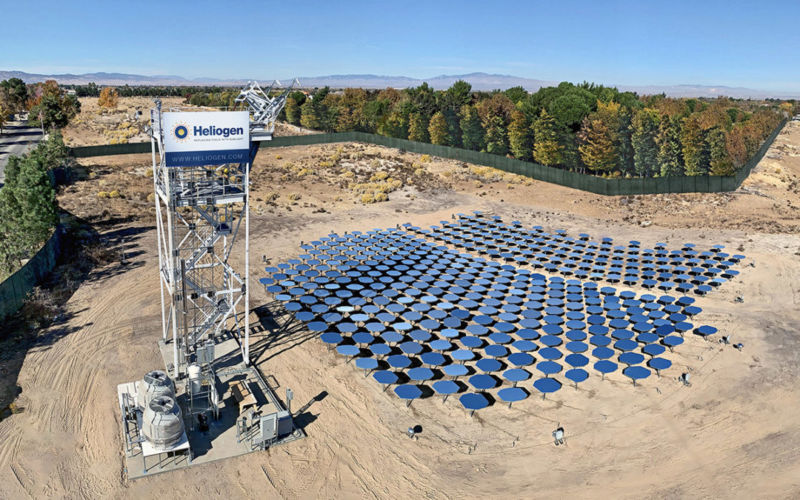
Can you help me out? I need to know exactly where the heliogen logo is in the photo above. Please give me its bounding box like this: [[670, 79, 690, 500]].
[[173, 124, 189, 142]]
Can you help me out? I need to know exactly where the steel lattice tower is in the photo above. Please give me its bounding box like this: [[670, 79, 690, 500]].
[[150, 81, 296, 377]]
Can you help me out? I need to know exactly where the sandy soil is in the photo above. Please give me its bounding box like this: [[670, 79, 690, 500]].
[[1, 114, 799, 498]]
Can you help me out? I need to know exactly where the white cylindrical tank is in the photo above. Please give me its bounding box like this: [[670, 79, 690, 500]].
[[142, 395, 184, 450], [137, 370, 175, 410], [187, 364, 202, 394]]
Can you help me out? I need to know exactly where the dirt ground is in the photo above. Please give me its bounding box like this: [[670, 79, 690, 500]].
[[1, 110, 799, 498]]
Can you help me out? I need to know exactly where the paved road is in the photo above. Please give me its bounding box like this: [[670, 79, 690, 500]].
[[0, 120, 44, 186]]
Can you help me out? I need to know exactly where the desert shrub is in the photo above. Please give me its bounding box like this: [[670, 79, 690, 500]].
[[370, 171, 389, 182]]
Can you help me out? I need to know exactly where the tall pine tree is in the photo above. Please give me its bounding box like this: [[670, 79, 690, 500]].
[[707, 127, 734, 176], [508, 110, 533, 160], [378, 109, 408, 139], [631, 108, 661, 177], [578, 101, 622, 174], [284, 97, 301, 125], [533, 109, 562, 166], [408, 112, 429, 142], [299, 99, 320, 129], [460, 105, 484, 151], [617, 107, 635, 176], [578, 118, 618, 173], [680, 116, 708, 176], [428, 111, 450, 145], [657, 115, 683, 177], [484, 115, 509, 156]]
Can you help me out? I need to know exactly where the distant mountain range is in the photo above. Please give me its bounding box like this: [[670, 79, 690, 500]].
[[2, 70, 798, 99]]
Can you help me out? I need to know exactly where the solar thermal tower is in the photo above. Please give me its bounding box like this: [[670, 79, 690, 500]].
[[149, 81, 295, 377]]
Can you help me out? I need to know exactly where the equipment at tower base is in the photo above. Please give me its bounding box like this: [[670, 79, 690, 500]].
[[136, 369, 175, 410], [142, 395, 185, 451], [235, 79, 299, 140], [185, 363, 220, 430]]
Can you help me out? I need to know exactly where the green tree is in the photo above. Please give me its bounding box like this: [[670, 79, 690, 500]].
[[442, 80, 472, 111], [428, 111, 450, 145], [533, 109, 562, 166], [378, 110, 408, 139], [578, 118, 618, 173], [504, 86, 528, 105], [708, 127, 734, 176], [484, 115, 508, 156], [578, 101, 622, 173], [299, 98, 320, 129], [408, 112, 429, 142], [406, 82, 437, 118], [27, 82, 80, 131], [364, 98, 390, 132], [508, 110, 533, 160], [631, 108, 661, 177], [0, 155, 25, 269], [557, 126, 581, 171], [30, 93, 80, 130], [444, 109, 462, 147], [545, 84, 597, 130], [318, 92, 340, 132], [617, 107, 635, 176], [680, 116, 708, 175], [459, 105, 484, 151], [440, 81, 472, 147], [657, 115, 683, 177], [14, 153, 58, 249], [35, 130, 69, 169], [0, 78, 29, 114], [284, 96, 301, 125], [0, 134, 64, 274]]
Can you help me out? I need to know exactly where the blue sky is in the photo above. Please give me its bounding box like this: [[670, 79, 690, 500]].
[[2, 0, 799, 91]]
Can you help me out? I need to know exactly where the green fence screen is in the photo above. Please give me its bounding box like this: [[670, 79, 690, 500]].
[[0, 226, 62, 322]]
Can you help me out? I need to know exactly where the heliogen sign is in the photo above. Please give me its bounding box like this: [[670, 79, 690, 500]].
[[162, 111, 250, 167]]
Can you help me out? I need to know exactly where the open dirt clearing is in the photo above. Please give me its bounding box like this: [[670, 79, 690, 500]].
[[1, 115, 799, 498]]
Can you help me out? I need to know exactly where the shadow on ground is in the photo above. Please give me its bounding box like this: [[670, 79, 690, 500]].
[[248, 302, 318, 364], [0, 210, 150, 416]]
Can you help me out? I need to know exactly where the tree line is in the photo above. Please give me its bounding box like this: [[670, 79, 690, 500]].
[[0, 78, 81, 132], [64, 82, 237, 99], [282, 82, 790, 177]]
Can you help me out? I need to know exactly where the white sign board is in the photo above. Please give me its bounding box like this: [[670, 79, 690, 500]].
[[162, 111, 250, 167]]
